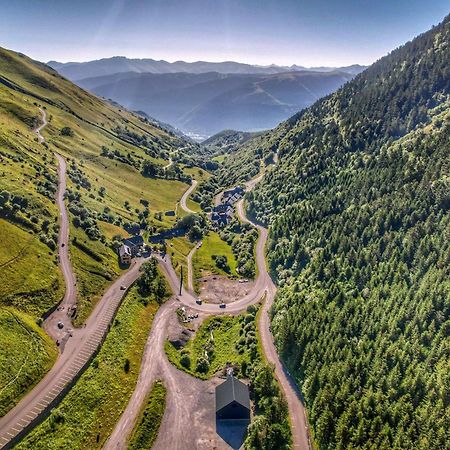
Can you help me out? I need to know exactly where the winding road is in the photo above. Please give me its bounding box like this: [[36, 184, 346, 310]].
[[2, 114, 310, 449], [0, 111, 150, 449], [179, 179, 198, 214], [105, 162, 312, 449]]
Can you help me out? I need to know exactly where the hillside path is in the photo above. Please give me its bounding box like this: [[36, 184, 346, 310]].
[[33, 108, 47, 143]]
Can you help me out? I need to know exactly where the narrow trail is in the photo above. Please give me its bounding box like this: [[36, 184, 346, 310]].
[[186, 241, 202, 294], [33, 108, 47, 144], [106, 157, 312, 450], [0, 110, 150, 449], [179, 179, 200, 294]]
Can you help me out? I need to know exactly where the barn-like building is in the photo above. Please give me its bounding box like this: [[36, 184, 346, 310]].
[[215, 376, 250, 420]]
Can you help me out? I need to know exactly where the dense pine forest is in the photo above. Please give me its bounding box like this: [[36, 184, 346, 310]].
[[225, 15, 450, 450]]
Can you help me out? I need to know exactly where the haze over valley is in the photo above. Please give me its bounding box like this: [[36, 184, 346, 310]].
[[48, 59, 365, 138]]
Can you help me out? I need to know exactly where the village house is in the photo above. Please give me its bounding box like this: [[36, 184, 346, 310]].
[[119, 235, 145, 264], [222, 186, 244, 204], [211, 204, 233, 227], [119, 244, 132, 264]]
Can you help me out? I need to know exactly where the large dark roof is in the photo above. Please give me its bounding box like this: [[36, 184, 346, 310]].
[[123, 235, 144, 247], [215, 376, 250, 412]]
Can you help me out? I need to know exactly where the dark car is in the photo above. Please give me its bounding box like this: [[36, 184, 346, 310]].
[[219, 302, 226, 309]]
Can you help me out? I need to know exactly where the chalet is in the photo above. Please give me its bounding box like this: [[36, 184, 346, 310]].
[[211, 204, 233, 227], [123, 235, 144, 256], [214, 204, 233, 215], [215, 376, 250, 421], [223, 186, 244, 199], [119, 244, 132, 264]]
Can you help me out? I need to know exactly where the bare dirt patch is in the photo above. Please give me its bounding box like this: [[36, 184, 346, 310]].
[[197, 276, 254, 304], [166, 304, 209, 348]]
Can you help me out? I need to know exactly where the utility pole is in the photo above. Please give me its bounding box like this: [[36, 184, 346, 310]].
[[179, 266, 183, 296]]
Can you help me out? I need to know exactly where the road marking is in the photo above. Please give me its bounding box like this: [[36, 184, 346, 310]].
[[25, 413, 36, 420], [11, 426, 22, 433]]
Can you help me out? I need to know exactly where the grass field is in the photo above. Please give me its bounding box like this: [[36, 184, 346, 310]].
[[166, 236, 196, 287], [128, 381, 166, 450], [0, 308, 57, 417], [193, 231, 238, 279], [165, 309, 259, 379], [69, 224, 122, 325], [0, 219, 63, 316], [16, 285, 163, 450]]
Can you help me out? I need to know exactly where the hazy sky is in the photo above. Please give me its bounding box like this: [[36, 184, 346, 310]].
[[0, 0, 448, 66]]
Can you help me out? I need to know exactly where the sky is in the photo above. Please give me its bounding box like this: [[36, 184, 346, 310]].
[[0, 0, 448, 66]]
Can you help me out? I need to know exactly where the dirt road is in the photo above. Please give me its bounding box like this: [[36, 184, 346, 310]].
[[33, 108, 47, 144]]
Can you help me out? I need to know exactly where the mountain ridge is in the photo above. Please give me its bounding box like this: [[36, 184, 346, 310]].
[[47, 56, 366, 80]]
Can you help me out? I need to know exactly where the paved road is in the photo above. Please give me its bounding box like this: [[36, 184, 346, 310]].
[[179, 179, 198, 214], [106, 163, 312, 449], [43, 154, 77, 342], [0, 110, 150, 449]]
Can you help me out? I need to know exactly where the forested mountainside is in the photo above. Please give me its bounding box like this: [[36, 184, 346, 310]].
[[0, 46, 199, 415], [234, 16, 449, 449]]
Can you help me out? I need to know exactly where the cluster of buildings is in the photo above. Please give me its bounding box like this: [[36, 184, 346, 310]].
[[211, 186, 244, 227], [118, 235, 145, 264]]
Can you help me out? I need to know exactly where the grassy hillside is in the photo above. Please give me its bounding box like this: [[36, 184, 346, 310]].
[[0, 45, 200, 416], [0, 308, 57, 416], [226, 16, 450, 450]]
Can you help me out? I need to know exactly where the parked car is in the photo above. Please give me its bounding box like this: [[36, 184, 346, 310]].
[[57, 321, 64, 329], [219, 302, 226, 309], [120, 285, 127, 290], [196, 298, 202, 305]]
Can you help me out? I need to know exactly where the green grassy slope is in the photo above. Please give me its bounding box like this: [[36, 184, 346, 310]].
[[0, 45, 200, 417], [128, 381, 166, 450], [226, 16, 450, 450], [0, 308, 57, 416]]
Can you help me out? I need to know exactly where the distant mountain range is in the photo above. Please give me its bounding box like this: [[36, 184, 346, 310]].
[[63, 69, 360, 137], [47, 57, 366, 80], [47, 57, 366, 138]]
